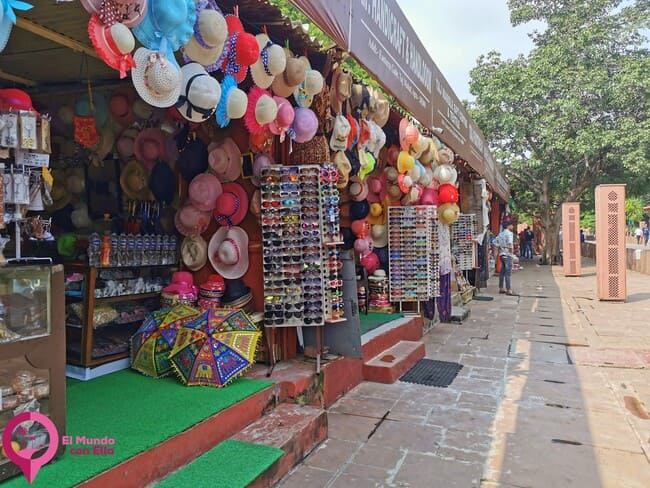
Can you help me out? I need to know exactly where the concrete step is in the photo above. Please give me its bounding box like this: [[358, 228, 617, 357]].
[[361, 315, 423, 361], [362, 340, 426, 384], [233, 403, 328, 487]]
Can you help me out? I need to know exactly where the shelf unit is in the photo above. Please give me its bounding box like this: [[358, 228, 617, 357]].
[[63, 263, 176, 373]]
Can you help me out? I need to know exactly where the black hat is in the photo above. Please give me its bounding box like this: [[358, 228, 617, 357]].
[[178, 138, 208, 183], [341, 227, 355, 250], [222, 278, 251, 303], [149, 161, 176, 204], [349, 200, 370, 220]]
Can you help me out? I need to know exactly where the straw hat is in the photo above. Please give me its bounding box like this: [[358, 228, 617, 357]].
[[367, 202, 386, 226], [220, 15, 259, 83], [116, 127, 139, 161], [182, 0, 228, 69], [368, 87, 390, 127], [174, 203, 211, 236], [334, 151, 352, 189], [88, 16, 135, 79], [438, 202, 460, 225], [271, 51, 306, 97], [134, 128, 168, 169], [437, 147, 454, 165], [132, 0, 196, 53], [433, 164, 458, 184], [329, 65, 352, 115], [188, 173, 223, 212], [181, 235, 208, 271], [292, 61, 324, 108], [399, 118, 419, 151], [131, 48, 182, 108], [120, 160, 154, 200], [213, 182, 249, 227], [244, 87, 277, 135], [349, 177, 369, 202], [250, 34, 286, 89], [366, 174, 387, 203], [175, 62, 221, 123], [215, 74, 247, 128], [208, 137, 241, 183], [208, 226, 249, 279], [80, 0, 148, 28], [419, 137, 438, 165]]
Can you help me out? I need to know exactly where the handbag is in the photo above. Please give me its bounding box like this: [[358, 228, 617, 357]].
[[74, 56, 99, 148]]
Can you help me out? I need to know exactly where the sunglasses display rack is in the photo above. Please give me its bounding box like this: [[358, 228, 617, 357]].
[[388, 206, 440, 302], [451, 213, 478, 270], [320, 162, 345, 323], [261, 165, 325, 328]]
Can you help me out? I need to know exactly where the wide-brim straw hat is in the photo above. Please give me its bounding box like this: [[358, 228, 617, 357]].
[[120, 160, 154, 201], [131, 48, 182, 109], [208, 226, 249, 279], [250, 33, 286, 89], [181, 235, 208, 271]]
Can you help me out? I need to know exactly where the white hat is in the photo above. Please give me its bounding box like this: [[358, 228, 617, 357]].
[[371, 224, 388, 248], [349, 177, 369, 202], [250, 34, 287, 89], [433, 164, 458, 185], [176, 62, 221, 123], [183, 8, 228, 66], [132, 48, 182, 108], [208, 226, 249, 279], [329, 114, 350, 152]]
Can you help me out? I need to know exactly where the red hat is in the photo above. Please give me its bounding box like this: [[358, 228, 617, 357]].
[[109, 87, 136, 127], [438, 183, 459, 204], [213, 182, 249, 227], [0, 88, 35, 112], [360, 252, 380, 274], [88, 15, 136, 79]]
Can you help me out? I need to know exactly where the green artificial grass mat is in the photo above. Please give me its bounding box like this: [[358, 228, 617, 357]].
[[156, 439, 283, 488], [3, 370, 273, 488], [359, 312, 404, 335]]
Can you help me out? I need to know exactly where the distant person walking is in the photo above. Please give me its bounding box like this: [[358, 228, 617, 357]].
[[643, 226, 649, 246], [495, 222, 516, 296], [635, 226, 642, 244], [523, 226, 534, 259]]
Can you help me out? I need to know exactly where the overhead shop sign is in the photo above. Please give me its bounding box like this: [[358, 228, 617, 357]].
[[291, 0, 509, 199]]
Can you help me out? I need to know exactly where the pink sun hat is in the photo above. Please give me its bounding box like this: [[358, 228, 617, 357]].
[[268, 96, 295, 139], [134, 128, 168, 170], [244, 86, 278, 135], [174, 203, 211, 237], [366, 173, 388, 203], [213, 182, 249, 227], [208, 137, 242, 183], [188, 173, 223, 212]]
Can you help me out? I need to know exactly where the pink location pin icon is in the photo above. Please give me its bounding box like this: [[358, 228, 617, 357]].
[[2, 412, 59, 484]]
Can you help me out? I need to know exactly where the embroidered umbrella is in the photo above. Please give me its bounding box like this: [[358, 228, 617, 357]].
[[130, 304, 201, 378], [169, 309, 261, 387]]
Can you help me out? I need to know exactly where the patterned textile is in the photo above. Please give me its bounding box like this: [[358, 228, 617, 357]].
[[438, 222, 452, 275], [437, 272, 452, 322]]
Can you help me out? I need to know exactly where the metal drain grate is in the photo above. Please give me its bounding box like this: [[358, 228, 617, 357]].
[[399, 359, 463, 387]]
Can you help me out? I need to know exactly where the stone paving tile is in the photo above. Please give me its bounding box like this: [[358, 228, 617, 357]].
[[426, 406, 496, 434], [447, 376, 503, 395], [568, 347, 647, 368], [594, 446, 650, 488], [343, 381, 405, 401], [366, 420, 443, 454], [508, 338, 570, 364], [303, 438, 361, 471], [328, 473, 385, 488], [442, 428, 493, 454], [277, 465, 335, 487], [456, 391, 500, 413], [329, 395, 397, 418], [350, 444, 404, 471], [386, 398, 431, 423], [393, 452, 483, 488], [326, 412, 379, 442]]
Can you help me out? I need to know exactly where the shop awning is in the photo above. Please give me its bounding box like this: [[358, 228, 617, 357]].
[[290, 0, 510, 201]]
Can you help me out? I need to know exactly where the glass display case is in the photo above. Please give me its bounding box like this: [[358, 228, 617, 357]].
[[0, 264, 65, 483]]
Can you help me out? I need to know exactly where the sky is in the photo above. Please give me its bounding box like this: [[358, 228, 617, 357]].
[[400, 0, 542, 102]]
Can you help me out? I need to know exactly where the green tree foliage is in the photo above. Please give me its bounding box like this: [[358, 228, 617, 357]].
[[625, 196, 645, 223], [468, 0, 650, 263]]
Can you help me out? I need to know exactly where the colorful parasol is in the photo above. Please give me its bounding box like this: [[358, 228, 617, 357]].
[[130, 304, 201, 378], [169, 309, 262, 387]]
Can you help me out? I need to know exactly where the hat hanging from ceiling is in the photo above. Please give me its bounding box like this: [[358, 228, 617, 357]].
[[178, 138, 209, 182], [213, 182, 249, 227], [208, 226, 249, 279], [244, 87, 277, 135], [410, 134, 428, 160], [132, 48, 182, 108], [251, 153, 273, 187], [80, 0, 148, 28], [175, 63, 221, 123], [88, 16, 136, 79], [181, 235, 208, 271], [271, 50, 306, 97], [148, 160, 176, 204], [330, 114, 351, 152], [433, 164, 457, 185], [366, 173, 388, 203], [371, 223, 388, 248], [397, 173, 413, 194], [215, 74, 248, 128], [109, 87, 136, 127], [346, 114, 360, 150], [208, 137, 241, 182], [420, 187, 438, 206], [350, 200, 371, 221], [293, 59, 324, 108], [419, 137, 438, 165], [268, 96, 294, 141], [132, 0, 196, 59], [399, 118, 419, 152], [0, 0, 33, 54], [134, 128, 167, 169], [120, 160, 154, 200], [220, 9, 259, 83], [188, 172, 222, 212], [334, 151, 352, 189], [368, 87, 390, 127], [174, 202, 211, 236], [367, 202, 386, 226], [329, 65, 352, 115], [116, 127, 139, 161], [438, 202, 460, 225], [182, 0, 227, 70], [358, 150, 376, 181], [250, 33, 286, 89], [349, 177, 369, 202], [397, 151, 415, 173], [436, 146, 454, 165], [438, 183, 459, 204], [290, 107, 318, 143]]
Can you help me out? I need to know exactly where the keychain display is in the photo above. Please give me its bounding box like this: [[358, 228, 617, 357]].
[[388, 206, 440, 302], [19, 111, 38, 150]]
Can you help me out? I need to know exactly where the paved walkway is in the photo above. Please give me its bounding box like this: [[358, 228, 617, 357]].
[[277, 257, 650, 487]]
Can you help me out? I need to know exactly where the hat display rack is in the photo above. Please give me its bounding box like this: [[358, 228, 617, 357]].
[[0, 90, 54, 261], [451, 213, 478, 271], [387, 206, 440, 309]]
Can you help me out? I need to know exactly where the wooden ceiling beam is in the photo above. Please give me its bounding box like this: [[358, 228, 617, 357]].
[[0, 70, 37, 86], [15, 17, 100, 60]]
